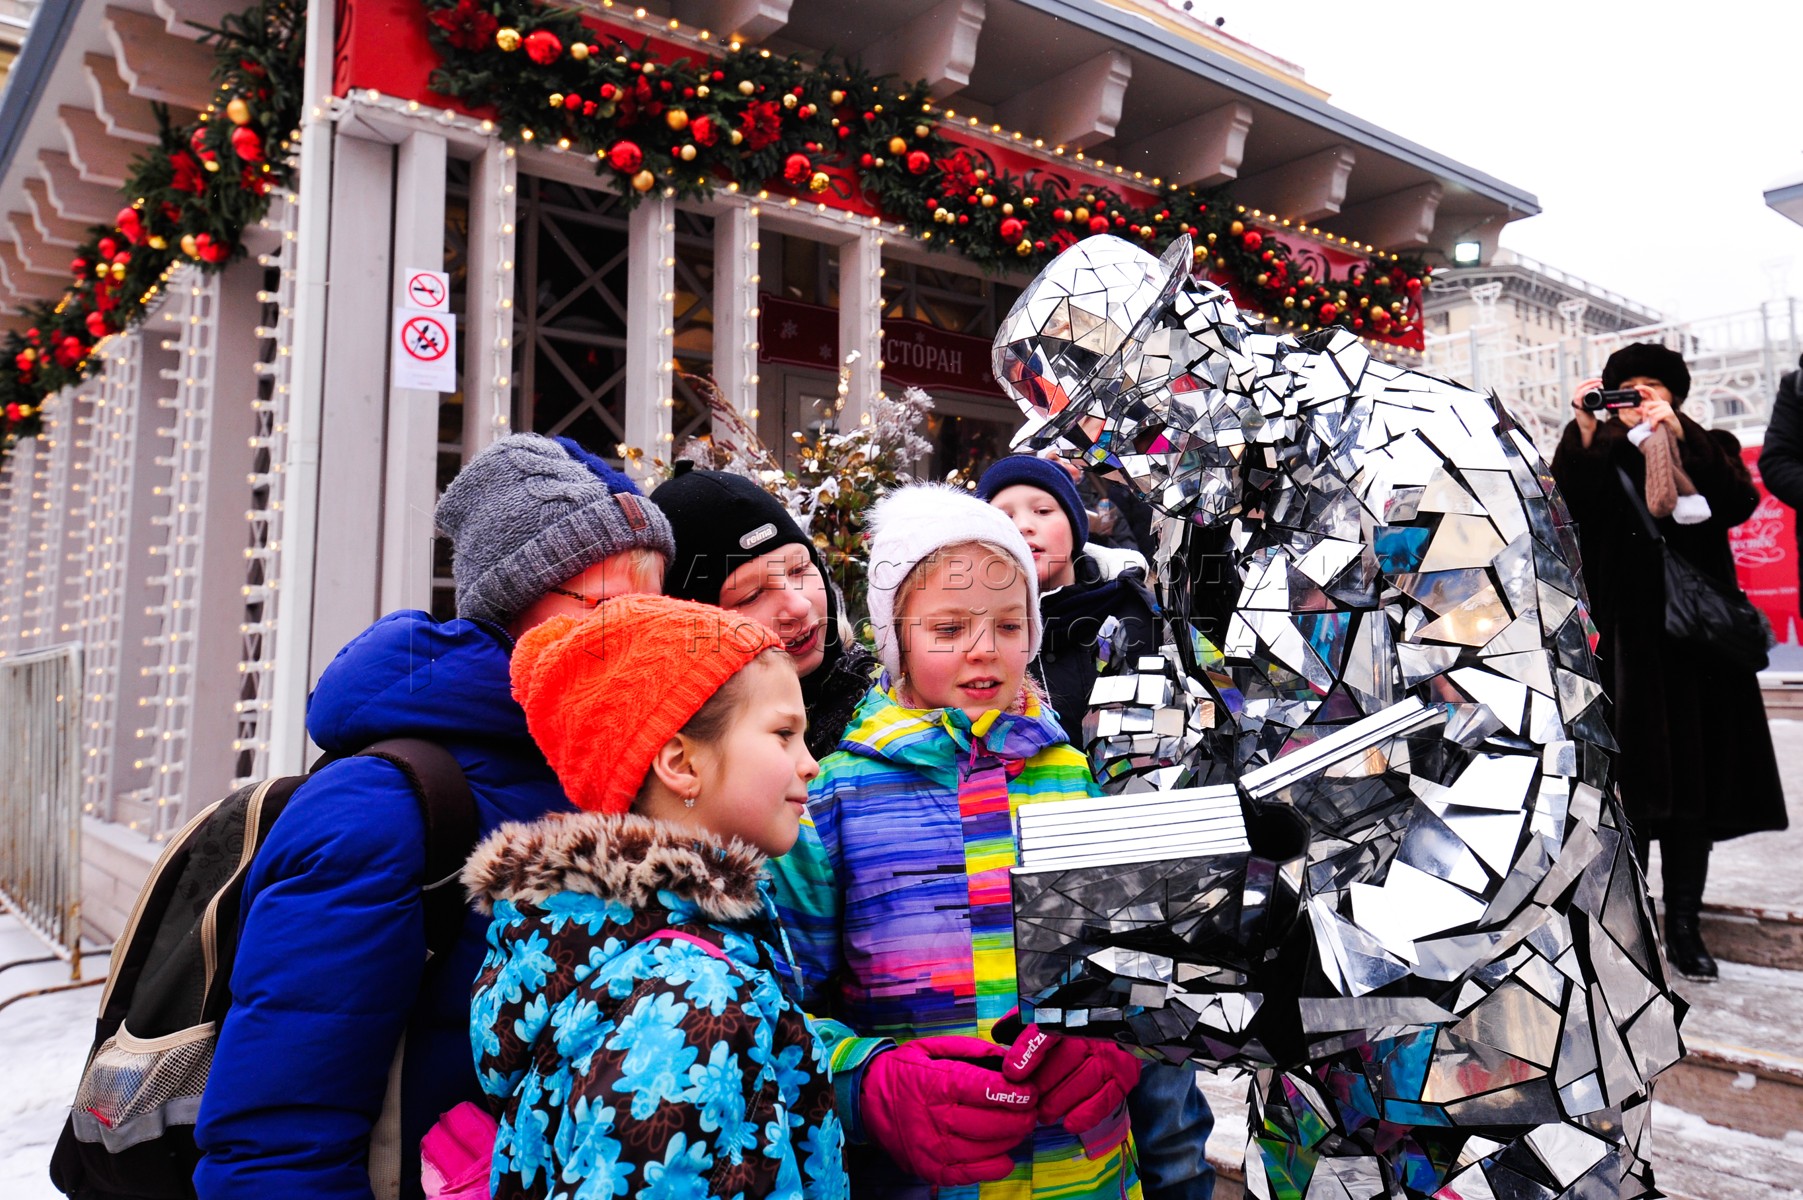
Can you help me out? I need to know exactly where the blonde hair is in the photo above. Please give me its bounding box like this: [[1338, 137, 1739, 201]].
[[619, 546, 667, 593]]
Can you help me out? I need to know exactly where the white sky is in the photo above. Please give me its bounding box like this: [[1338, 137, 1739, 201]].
[[1201, 1, 1803, 322]]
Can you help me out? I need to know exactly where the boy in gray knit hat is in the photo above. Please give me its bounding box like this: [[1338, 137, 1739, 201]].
[[436, 432, 677, 633], [192, 433, 674, 1200]]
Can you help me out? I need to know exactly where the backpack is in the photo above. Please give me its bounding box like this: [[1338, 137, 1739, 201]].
[[49, 739, 478, 1200]]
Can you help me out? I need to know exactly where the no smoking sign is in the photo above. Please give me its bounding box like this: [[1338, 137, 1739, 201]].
[[392, 266, 457, 392]]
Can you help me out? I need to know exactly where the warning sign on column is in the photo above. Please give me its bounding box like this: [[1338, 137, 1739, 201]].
[[393, 308, 457, 392]]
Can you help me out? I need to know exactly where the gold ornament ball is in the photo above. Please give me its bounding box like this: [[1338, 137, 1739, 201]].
[[1206, 231, 1217, 244], [111, 262, 126, 281], [549, 93, 564, 108], [666, 109, 689, 131], [729, 128, 744, 145], [226, 97, 252, 126], [1256, 272, 1269, 286], [569, 42, 589, 61], [204, 159, 220, 172], [781, 93, 798, 109], [1300, 275, 1314, 287], [1015, 239, 1033, 257], [147, 235, 167, 250], [1283, 296, 1296, 308], [679, 144, 697, 161], [94, 263, 108, 278], [914, 124, 930, 138], [1229, 220, 1244, 236], [737, 79, 755, 96], [888, 136, 907, 155], [1001, 203, 1014, 215], [180, 234, 200, 257], [830, 89, 846, 104], [495, 27, 521, 51], [696, 85, 709, 98], [1073, 206, 1089, 223], [980, 194, 996, 208], [808, 171, 831, 193], [631, 170, 657, 192]]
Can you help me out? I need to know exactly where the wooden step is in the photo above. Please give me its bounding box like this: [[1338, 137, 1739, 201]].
[[1700, 903, 1803, 972]]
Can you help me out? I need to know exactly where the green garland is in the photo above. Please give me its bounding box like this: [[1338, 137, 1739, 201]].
[[0, 0, 302, 452], [421, 0, 1429, 341]]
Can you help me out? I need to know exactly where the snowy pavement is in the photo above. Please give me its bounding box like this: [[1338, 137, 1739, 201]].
[[0, 920, 108, 1200]]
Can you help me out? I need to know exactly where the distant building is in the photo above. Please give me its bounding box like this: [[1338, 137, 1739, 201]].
[[0, 0, 36, 87]]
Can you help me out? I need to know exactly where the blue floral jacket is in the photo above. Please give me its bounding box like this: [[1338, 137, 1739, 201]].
[[465, 811, 849, 1200]]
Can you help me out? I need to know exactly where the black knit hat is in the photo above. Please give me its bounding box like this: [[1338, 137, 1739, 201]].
[[1602, 342, 1691, 404], [650, 464, 814, 605]]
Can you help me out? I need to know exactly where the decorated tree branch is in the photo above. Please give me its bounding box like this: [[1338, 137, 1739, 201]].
[[0, 0, 303, 451]]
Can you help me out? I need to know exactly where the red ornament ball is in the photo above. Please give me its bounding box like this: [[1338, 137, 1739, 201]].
[[607, 141, 644, 172], [85, 311, 110, 338], [523, 29, 562, 64], [999, 217, 1024, 241], [1318, 303, 1338, 323], [1087, 216, 1109, 235], [1405, 277, 1424, 296], [116, 207, 144, 245], [97, 237, 118, 261], [906, 149, 932, 175], [231, 126, 265, 163], [1242, 231, 1262, 251], [783, 153, 812, 184]]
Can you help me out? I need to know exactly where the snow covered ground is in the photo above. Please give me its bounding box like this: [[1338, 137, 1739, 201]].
[[0, 919, 108, 1200]]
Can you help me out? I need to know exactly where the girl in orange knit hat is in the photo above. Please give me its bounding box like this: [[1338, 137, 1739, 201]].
[[454, 593, 849, 1200]]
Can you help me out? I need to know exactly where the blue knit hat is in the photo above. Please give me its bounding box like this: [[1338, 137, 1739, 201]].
[[975, 454, 1089, 548]]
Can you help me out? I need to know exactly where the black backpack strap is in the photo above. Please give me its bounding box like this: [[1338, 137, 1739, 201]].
[[353, 739, 480, 962]]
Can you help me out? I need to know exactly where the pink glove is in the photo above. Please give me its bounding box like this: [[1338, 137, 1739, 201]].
[[861, 1036, 1039, 1186], [420, 1101, 498, 1199], [1002, 1023, 1140, 1139]]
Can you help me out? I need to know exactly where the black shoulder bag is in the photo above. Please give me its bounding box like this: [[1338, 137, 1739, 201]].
[[1616, 465, 1770, 673]]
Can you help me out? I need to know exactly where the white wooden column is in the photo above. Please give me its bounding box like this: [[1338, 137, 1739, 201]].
[[307, 129, 394, 676], [462, 141, 518, 459], [837, 227, 885, 428], [712, 203, 761, 423], [625, 194, 676, 455], [380, 130, 447, 615]]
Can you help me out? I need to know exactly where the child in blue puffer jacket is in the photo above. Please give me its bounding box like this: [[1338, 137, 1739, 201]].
[[192, 434, 674, 1200], [464, 594, 850, 1200]]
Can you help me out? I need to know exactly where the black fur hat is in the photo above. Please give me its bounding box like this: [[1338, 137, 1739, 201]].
[[1602, 342, 1691, 404]]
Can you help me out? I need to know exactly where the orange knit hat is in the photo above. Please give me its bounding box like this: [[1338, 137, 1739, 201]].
[[511, 593, 783, 814]]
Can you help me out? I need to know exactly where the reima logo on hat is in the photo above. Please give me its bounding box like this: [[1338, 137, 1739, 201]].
[[739, 523, 777, 550]]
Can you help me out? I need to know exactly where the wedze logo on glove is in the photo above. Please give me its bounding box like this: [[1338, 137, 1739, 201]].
[[983, 1086, 1034, 1105], [1006, 1029, 1050, 1076]]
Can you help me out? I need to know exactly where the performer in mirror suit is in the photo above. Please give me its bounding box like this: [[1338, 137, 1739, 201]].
[[993, 235, 1686, 1200]]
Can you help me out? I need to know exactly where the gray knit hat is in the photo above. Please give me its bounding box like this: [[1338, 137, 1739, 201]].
[[434, 433, 677, 628]]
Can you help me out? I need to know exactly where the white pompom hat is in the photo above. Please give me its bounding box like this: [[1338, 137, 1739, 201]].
[[864, 483, 1042, 679]]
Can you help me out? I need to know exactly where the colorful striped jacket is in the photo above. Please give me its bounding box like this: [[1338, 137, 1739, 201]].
[[770, 683, 1142, 1200]]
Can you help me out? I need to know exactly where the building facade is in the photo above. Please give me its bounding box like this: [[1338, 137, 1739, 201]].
[[0, 0, 1537, 940]]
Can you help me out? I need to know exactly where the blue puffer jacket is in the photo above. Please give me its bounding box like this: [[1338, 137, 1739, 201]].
[[193, 611, 576, 1200]]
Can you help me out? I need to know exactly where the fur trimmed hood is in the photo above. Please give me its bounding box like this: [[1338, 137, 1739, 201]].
[[463, 810, 768, 923]]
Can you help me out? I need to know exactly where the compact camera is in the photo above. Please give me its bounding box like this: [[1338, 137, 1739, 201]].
[[1579, 388, 1643, 412]]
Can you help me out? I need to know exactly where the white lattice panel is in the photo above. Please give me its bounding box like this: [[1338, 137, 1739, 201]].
[[23, 393, 80, 651], [0, 440, 35, 659], [75, 335, 144, 820], [129, 269, 220, 840], [233, 193, 297, 785]]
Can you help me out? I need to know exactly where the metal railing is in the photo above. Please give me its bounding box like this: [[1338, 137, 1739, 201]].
[[0, 643, 84, 976], [1425, 297, 1803, 449]]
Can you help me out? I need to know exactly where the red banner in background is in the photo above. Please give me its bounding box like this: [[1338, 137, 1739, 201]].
[[758, 294, 1002, 397], [1732, 446, 1800, 643]]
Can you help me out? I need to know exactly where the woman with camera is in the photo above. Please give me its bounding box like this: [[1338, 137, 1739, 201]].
[[1550, 342, 1786, 981]]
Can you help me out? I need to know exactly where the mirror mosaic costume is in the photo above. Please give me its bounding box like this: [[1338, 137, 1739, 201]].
[[991, 236, 1686, 1200]]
